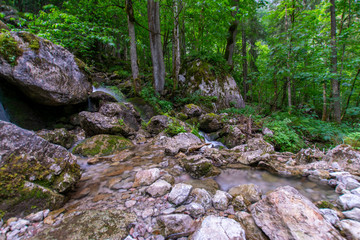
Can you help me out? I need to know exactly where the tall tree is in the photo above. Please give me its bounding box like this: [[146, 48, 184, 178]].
[[224, 0, 239, 65], [147, 0, 165, 94], [172, 0, 181, 91], [330, 0, 341, 123]]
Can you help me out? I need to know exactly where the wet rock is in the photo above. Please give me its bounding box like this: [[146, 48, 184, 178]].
[[236, 211, 269, 240], [31, 210, 136, 240], [182, 155, 218, 179], [339, 219, 360, 240], [157, 214, 195, 237], [191, 215, 246, 240], [183, 104, 203, 118], [146, 180, 172, 197], [336, 175, 360, 190], [191, 188, 212, 209], [250, 186, 344, 240], [0, 31, 91, 106], [324, 144, 360, 175], [343, 208, 360, 221], [168, 183, 193, 206], [228, 184, 262, 204], [219, 125, 246, 148], [133, 168, 161, 187], [37, 128, 76, 149], [0, 121, 80, 219], [72, 134, 133, 157], [154, 133, 202, 155], [294, 148, 325, 165], [319, 208, 340, 226], [147, 115, 169, 135], [338, 194, 360, 210], [199, 113, 224, 133], [212, 190, 232, 211], [179, 60, 245, 110]]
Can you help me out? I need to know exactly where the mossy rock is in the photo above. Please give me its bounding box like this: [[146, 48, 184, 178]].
[[0, 31, 23, 65], [73, 134, 134, 157], [18, 32, 40, 52], [182, 155, 219, 179], [199, 113, 224, 133], [37, 128, 76, 149], [0, 20, 10, 31]]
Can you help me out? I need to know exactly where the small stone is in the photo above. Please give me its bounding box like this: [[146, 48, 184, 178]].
[[228, 184, 262, 204], [168, 183, 193, 205], [10, 219, 30, 231], [233, 195, 247, 210], [191, 188, 212, 209], [133, 168, 161, 187], [186, 202, 205, 218], [212, 190, 231, 211], [340, 219, 360, 240], [146, 180, 172, 197], [157, 214, 195, 236], [142, 208, 154, 219], [319, 208, 340, 225], [343, 208, 360, 221], [125, 200, 137, 208], [26, 211, 45, 222], [338, 193, 360, 210], [161, 208, 176, 215]]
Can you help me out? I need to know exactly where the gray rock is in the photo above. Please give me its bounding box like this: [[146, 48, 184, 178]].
[[340, 219, 360, 240], [161, 208, 176, 215], [250, 186, 344, 240], [146, 180, 172, 197], [191, 216, 246, 240], [336, 176, 360, 190], [236, 211, 269, 240], [228, 184, 262, 204], [343, 208, 360, 221], [133, 168, 161, 187], [352, 187, 360, 196], [295, 148, 325, 165], [154, 133, 202, 155], [183, 104, 203, 118], [10, 219, 29, 231], [0, 31, 91, 106], [158, 214, 195, 237], [338, 193, 360, 210], [142, 208, 154, 219], [37, 128, 76, 149], [233, 195, 247, 211], [182, 155, 217, 179], [147, 115, 169, 135], [319, 208, 340, 225], [324, 145, 360, 175], [25, 211, 45, 222], [125, 200, 137, 208], [191, 188, 212, 209], [186, 202, 205, 218], [168, 183, 193, 205], [212, 190, 231, 211]]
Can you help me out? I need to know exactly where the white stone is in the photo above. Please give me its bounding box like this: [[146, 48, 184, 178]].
[[340, 219, 360, 240], [146, 180, 171, 197], [125, 200, 137, 208], [338, 194, 360, 210], [337, 176, 360, 190], [343, 208, 360, 222], [168, 183, 193, 205], [142, 208, 154, 219], [191, 188, 212, 209], [10, 219, 29, 231], [212, 190, 231, 211], [26, 211, 44, 222], [191, 216, 246, 240], [351, 187, 360, 197], [319, 208, 340, 225], [133, 168, 161, 187], [186, 202, 205, 217]]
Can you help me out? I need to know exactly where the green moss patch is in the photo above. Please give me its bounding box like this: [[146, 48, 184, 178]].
[[18, 32, 40, 52], [73, 134, 134, 157], [0, 31, 23, 65]]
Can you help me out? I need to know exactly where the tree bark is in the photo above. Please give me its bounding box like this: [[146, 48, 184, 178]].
[[330, 0, 341, 123], [126, 0, 139, 95], [322, 81, 327, 121], [285, 4, 292, 113], [172, 0, 181, 91], [342, 68, 360, 119], [224, 0, 239, 65], [147, 0, 165, 94], [241, 24, 248, 101]]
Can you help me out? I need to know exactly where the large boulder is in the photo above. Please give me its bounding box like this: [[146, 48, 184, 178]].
[[147, 115, 169, 135], [250, 186, 345, 240], [0, 121, 81, 219], [179, 59, 245, 110], [199, 113, 224, 133], [154, 133, 202, 155], [0, 31, 92, 106], [323, 145, 360, 175]]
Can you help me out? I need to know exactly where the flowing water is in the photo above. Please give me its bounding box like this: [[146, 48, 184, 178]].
[[199, 131, 228, 149], [92, 86, 125, 102], [215, 168, 338, 202]]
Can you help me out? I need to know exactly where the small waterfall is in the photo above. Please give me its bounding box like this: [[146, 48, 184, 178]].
[[0, 101, 10, 122], [92, 86, 125, 102], [199, 131, 227, 149]]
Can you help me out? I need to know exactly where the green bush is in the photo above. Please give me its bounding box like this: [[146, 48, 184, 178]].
[[164, 118, 186, 137], [344, 132, 360, 150], [140, 85, 173, 114]]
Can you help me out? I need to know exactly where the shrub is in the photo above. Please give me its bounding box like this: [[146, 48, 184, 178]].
[[344, 132, 360, 150]]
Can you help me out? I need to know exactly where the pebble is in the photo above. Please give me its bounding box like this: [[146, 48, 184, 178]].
[[125, 200, 137, 208], [142, 208, 154, 219]]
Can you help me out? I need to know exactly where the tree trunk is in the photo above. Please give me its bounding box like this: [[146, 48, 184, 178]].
[[224, 0, 239, 65], [241, 24, 248, 101], [330, 0, 341, 123], [285, 4, 292, 113], [322, 81, 327, 121], [172, 0, 181, 91], [147, 0, 165, 94], [342, 68, 360, 119], [126, 0, 139, 95]]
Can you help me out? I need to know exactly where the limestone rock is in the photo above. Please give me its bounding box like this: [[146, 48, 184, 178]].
[[212, 190, 232, 211], [191, 216, 246, 240], [89, 91, 117, 111], [182, 155, 218, 179], [324, 145, 360, 175], [199, 113, 224, 133], [133, 168, 161, 187], [37, 128, 76, 149], [147, 115, 169, 135], [191, 188, 213, 209], [179, 59, 245, 110], [158, 214, 195, 237], [340, 219, 360, 240], [319, 208, 340, 226], [168, 183, 193, 206], [294, 148, 325, 165], [0, 121, 80, 218], [0, 31, 91, 106], [250, 186, 344, 240], [146, 180, 172, 197], [219, 125, 246, 148], [236, 211, 269, 240], [338, 194, 360, 210], [228, 184, 262, 204], [343, 208, 360, 222], [154, 133, 202, 155], [183, 104, 203, 118], [72, 134, 133, 157], [186, 202, 205, 218]]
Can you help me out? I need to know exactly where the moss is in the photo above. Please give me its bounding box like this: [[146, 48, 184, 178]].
[[316, 200, 335, 209], [75, 57, 91, 74], [0, 31, 23, 66], [164, 118, 187, 137], [18, 32, 40, 52]]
